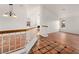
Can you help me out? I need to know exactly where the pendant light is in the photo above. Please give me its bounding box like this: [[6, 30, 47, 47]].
[[3, 4, 17, 18]]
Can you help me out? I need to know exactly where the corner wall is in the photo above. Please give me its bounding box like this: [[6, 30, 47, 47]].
[[40, 6, 59, 34], [61, 16, 79, 34]]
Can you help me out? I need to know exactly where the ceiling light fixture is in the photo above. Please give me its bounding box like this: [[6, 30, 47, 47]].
[[3, 4, 17, 18]]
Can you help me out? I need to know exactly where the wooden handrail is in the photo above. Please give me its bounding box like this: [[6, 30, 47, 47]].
[[0, 27, 36, 34]]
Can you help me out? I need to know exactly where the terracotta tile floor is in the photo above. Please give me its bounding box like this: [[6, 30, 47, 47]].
[[30, 32, 79, 54]]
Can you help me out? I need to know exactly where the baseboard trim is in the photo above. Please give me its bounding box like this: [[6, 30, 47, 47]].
[[61, 31, 79, 36]]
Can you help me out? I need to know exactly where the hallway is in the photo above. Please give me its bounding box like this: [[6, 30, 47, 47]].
[[31, 32, 79, 54]]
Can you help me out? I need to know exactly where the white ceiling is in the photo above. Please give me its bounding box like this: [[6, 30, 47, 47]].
[[42, 4, 79, 19], [0, 4, 79, 19]]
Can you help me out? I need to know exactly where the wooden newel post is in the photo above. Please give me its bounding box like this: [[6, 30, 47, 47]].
[[37, 25, 40, 38]]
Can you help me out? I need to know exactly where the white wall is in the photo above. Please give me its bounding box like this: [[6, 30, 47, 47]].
[[26, 5, 41, 27], [0, 5, 41, 31], [61, 16, 79, 34], [58, 5, 79, 34], [0, 15, 26, 31], [40, 6, 59, 34], [40, 4, 79, 34], [0, 5, 27, 30]]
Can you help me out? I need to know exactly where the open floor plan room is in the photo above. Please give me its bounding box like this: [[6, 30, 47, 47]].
[[0, 4, 79, 54]]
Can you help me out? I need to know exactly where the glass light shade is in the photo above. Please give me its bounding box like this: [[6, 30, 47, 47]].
[[3, 13, 17, 18], [12, 15, 17, 18], [3, 14, 8, 17]]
